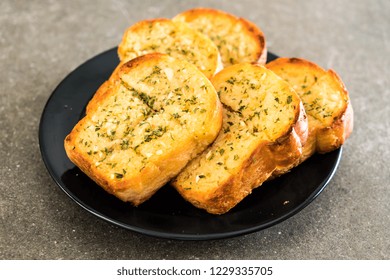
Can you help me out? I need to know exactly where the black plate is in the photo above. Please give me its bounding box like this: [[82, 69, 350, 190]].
[[39, 48, 342, 240]]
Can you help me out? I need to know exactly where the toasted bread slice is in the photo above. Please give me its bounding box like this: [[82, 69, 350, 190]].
[[266, 57, 353, 160], [64, 53, 223, 205], [172, 63, 307, 214], [118, 18, 222, 79], [173, 8, 267, 67]]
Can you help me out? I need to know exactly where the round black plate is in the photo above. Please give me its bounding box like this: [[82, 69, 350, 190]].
[[39, 48, 342, 240]]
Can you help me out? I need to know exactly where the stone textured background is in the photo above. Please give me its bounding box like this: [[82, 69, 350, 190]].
[[1, 0, 389, 259]]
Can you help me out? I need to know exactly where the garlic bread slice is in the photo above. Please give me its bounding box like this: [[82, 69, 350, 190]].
[[267, 57, 353, 160], [65, 53, 222, 206], [172, 63, 307, 214], [118, 18, 222, 79]]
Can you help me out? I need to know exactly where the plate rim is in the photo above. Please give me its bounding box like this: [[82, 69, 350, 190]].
[[38, 47, 342, 241]]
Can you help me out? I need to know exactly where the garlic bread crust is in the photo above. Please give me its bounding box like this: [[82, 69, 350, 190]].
[[64, 53, 223, 206], [267, 57, 353, 161], [173, 8, 267, 67], [172, 63, 307, 214]]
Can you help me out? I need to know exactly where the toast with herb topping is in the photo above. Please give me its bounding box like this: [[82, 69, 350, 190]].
[[172, 63, 307, 214], [64, 53, 223, 206], [173, 8, 267, 67], [266, 57, 353, 161], [118, 18, 222, 78]]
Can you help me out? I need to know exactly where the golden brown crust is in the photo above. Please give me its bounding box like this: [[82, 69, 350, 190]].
[[266, 57, 353, 162], [65, 53, 222, 206], [173, 7, 267, 66], [238, 16, 267, 65], [266, 57, 327, 90]]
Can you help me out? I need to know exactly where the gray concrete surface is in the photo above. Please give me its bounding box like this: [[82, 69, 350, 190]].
[[1, 0, 389, 259]]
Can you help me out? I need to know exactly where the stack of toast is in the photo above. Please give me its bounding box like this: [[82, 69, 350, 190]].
[[64, 8, 353, 214]]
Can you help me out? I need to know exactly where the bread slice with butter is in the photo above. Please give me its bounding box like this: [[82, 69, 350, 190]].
[[64, 53, 223, 206], [266, 57, 353, 161], [173, 8, 267, 67], [172, 63, 308, 214]]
